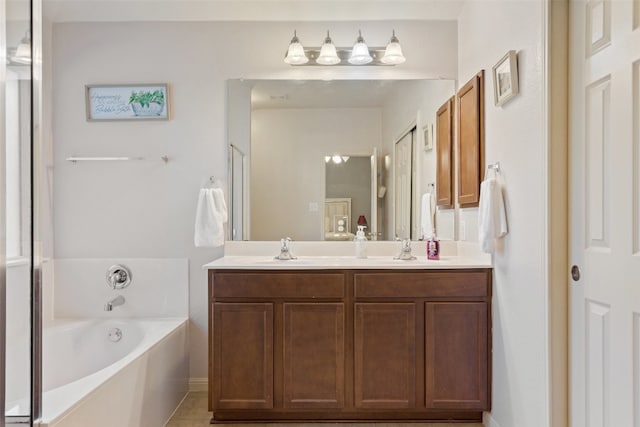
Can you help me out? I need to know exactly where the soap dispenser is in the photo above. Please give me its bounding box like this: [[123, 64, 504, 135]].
[[355, 225, 368, 259]]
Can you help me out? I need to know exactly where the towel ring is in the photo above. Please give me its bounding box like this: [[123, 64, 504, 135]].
[[486, 162, 501, 179]]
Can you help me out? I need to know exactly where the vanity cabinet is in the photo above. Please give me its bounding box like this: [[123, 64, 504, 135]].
[[209, 268, 491, 422]]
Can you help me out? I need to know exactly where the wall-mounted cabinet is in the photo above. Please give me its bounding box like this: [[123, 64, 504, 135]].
[[436, 96, 454, 208], [456, 71, 485, 207]]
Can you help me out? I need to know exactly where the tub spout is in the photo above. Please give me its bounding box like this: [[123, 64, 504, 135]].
[[104, 295, 125, 311]]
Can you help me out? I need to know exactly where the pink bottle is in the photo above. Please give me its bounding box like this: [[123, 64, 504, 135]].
[[426, 233, 440, 260]]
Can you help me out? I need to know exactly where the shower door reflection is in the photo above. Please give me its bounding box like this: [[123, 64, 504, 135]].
[[4, 3, 34, 424]]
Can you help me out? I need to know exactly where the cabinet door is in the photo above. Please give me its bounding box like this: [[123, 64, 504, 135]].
[[212, 303, 273, 409], [425, 302, 489, 410], [283, 303, 345, 409], [456, 71, 485, 207], [354, 303, 416, 409], [436, 96, 455, 207]]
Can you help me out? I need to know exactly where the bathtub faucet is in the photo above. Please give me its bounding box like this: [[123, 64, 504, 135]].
[[104, 295, 125, 311]]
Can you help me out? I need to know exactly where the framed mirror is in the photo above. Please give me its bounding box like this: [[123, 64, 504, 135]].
[[227, 79, 456, 241]]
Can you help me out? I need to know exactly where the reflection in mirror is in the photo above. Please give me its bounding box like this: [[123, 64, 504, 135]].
[[229, 145, 246, 240], [324, 153, 377, 241], [227, 79, 456, 241]]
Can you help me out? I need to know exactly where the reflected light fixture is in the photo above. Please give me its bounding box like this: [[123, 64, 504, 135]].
[[284, 30, 309, 65], [283, 30, 405, 66], [11, 30, 31, 65], [316, 31, 340, 65], [326, 155, 350, 164], [380, 30, 406, 65], [348, 30, 373, 65]]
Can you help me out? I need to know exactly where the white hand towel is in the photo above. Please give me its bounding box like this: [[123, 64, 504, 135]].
[[194, 188, 228, 247], [478, 178, 508, 253], [420, 192, 436, 239]]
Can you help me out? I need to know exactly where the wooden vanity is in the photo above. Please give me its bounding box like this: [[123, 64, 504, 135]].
[[208, 266, 492, 423]]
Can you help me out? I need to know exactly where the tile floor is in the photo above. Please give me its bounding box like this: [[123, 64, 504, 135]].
[[165, 392, 484, 427]]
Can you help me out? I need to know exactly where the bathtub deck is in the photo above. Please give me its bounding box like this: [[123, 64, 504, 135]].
[[166, 392, 485, 427]]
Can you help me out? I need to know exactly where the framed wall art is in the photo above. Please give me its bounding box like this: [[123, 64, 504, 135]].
[[492, 51, 519, 107], [85, 84, 170, 121]]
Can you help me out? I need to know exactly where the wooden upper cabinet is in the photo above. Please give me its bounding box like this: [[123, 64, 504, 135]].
[[456, 71, 485, 207], [436, 96, 454, 207]]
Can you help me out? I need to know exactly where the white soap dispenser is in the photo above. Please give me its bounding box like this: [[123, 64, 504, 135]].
[[355, 225, 368, 259]]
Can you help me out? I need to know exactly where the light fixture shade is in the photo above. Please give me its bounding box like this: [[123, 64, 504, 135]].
[[348, 30, 373, 65], [380, 30, 406, 65], [284, 30, 309, 65], [11, 31, 31, 64], [316, 31, 340, 65]]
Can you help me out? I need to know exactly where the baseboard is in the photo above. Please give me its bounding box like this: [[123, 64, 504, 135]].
[[484, 413, 502, 427], [189, 377, 208, 392]]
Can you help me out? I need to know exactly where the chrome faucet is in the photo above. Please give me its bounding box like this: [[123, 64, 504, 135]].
[[394, 238, 417, 260], [274, 237, 297, 260], [104, 295, 125, 311]]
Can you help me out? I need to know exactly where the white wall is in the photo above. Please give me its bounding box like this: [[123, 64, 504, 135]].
[[251, 107, 381, 240], [50, 20, 458, 380], [457, 1, 550, 427]]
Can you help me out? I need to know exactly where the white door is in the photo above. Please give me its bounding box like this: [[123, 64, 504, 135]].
[[394, 131, 413, 239], [569, 1, 640, 427]]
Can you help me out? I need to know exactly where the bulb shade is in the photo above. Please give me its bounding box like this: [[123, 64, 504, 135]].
[[11, 33, 31, 64], [381, 41, 405, 65], [317, 42, 340, 65], [284, 31, 308, 65], [284, 41, 308, 65], [349, 42, 372, 65], [348, 31, 373, 65]]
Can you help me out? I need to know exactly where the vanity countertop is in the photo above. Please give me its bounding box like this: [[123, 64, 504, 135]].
[[204, 241, 492, 270], [204, 255, 491, 270]]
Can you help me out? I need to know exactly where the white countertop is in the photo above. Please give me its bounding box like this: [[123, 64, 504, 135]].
[[204, 256, 491, 270]]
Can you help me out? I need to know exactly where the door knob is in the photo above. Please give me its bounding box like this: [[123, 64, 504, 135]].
[[571, 265, 581, 282]]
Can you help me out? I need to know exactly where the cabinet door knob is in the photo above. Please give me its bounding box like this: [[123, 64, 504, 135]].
[[571, 265, 581, 282]]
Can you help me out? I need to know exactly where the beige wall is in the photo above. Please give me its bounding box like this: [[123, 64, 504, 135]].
[[457, 1, 552, 427], [49, 19, 458, 380]]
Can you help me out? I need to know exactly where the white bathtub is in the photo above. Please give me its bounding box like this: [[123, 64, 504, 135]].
[[36, 318, 189, 427]]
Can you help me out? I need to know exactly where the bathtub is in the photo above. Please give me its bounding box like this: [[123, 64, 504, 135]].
[[36, 318, 188, 427]]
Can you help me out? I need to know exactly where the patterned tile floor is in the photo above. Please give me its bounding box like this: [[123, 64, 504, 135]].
[[165, 392, 485, 427]]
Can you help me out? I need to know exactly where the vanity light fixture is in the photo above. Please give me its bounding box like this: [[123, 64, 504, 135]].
[[284, 30, 309, 65], [326, 155, 350, 164], [283, 30, 405, 66], [10, 30, 31, 65]]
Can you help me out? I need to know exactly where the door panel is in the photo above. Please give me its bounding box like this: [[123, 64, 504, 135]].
[[425, 302, 488, 410], [570, 2, 640, 427], [213, 303, 274, 409], [394, 132, 413, 239], [282, 303, 344, 409], [354, 303, 416, 409]]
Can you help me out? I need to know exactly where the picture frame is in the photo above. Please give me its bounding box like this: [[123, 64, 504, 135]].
[[492, 50, 519, 106], [85, 83, 170, 121], [423, 123, 434, 152]]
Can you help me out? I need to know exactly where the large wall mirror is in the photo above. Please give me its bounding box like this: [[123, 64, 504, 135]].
[[227, 79, 456, 241]]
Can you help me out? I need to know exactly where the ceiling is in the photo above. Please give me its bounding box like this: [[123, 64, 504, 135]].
[[43, 0, 466, 23]]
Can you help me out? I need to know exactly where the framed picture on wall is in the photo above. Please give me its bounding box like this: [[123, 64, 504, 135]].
[[423, 123, 434, 151], [492, 50, 519, 107], [85, 83, 170, 121]]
